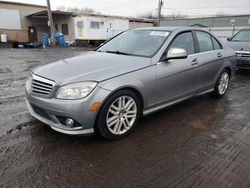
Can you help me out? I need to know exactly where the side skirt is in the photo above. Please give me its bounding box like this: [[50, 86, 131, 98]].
[[143, 88, 214, 116]]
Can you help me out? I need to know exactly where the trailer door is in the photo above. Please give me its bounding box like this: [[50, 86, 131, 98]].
[[106, 20, 114, 39]]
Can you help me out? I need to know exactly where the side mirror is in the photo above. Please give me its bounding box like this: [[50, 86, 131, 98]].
[[227, 37, 232, 41], [161, 48, 188, 61]]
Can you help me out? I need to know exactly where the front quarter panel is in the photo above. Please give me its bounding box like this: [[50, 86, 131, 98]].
[[98, 65, 157, 111]]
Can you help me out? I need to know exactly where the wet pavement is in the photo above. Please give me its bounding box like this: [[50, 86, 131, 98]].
[[0, 48, 250, 187], [0, 48, 86, 136]]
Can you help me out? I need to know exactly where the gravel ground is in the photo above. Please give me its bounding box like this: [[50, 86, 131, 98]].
[[0, 48, 250, 188]]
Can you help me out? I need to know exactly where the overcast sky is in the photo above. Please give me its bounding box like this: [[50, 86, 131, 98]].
[[2, 0, 250, 17]]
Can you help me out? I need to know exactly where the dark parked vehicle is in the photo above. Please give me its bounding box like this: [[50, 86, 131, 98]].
[[227, 28, 250, 70], [26, 27, 236, 139]]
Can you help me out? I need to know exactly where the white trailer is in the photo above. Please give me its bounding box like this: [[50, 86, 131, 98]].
[[74, 16, 129, 41]]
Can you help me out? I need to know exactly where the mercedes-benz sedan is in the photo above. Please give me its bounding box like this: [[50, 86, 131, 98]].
[[226, 28, 250, 70], [26, 27, 236, 139]]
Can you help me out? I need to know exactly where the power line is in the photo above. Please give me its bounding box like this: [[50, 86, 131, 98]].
[[162, 8, 209, 15], [98, 0, 151, 10], [111, 8, 157, 15]]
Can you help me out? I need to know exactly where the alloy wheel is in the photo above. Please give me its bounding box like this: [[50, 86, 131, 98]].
[[218, 72, 230, 95], [106, 95, 137, 135]]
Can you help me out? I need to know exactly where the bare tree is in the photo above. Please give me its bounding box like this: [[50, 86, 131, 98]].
[[216, 11, 227, 17], [164, 13, 187, 19], [56, 6, 96, 14], [56, 5, 66, 11], [139, 12, 157, 19]]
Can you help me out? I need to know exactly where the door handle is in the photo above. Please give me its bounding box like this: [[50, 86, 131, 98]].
[[217, 53, 222, 58], [191, 58, 198, 65]]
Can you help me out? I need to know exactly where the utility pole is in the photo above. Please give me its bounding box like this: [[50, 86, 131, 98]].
[[46, 0, 55, 45], [157, 0, 163, 26], [230, 19, 236, 36]]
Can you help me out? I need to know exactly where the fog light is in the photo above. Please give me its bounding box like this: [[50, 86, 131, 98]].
[[66, 118, 74, 127]]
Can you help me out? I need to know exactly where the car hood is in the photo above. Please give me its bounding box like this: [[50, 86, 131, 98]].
[[226, 41, 250, 51], [33, 51, 151, 85]]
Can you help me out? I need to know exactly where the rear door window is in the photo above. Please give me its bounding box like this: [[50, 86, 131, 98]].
[[212, 37, 222, 50], [196, 31, 214, 52]]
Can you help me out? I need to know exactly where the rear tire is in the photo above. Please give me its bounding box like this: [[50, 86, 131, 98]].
[[211, 69, 230, 98], [95, 90, 141, 140]]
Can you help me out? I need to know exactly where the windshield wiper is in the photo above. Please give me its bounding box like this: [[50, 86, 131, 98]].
[[105, 50, 130, 55], [231, 40, 250, 42]]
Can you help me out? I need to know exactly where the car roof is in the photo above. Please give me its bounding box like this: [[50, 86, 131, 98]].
[[132, 27, 196, 32], [132, 26, 221, 43], [241, 27, 250, 30]]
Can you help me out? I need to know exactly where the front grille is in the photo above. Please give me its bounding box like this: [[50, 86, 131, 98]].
[[237, 60, 250, 67], [235, 51, 250, 58], [31, 74, 55, 96]]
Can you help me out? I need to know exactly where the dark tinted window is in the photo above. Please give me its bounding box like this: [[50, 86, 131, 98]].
[[212, 37, 222, 50], [196, 31, 213, 52], [61, 24, 69, 35], [55, 24, 58, 31], [169, 32, 194, 55], [90, 21, 100, 29]]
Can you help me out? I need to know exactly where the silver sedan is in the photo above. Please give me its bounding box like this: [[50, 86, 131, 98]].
[[26, 27, 236, 139]]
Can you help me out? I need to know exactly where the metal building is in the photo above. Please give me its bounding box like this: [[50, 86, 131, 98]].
[[129, 18, 155, 29], [160, 15, 250, 41], [0, 1, 154, 44], [27, 10, 75, 43], [0, 1, 46, 42], [28, 12, 155, 43]]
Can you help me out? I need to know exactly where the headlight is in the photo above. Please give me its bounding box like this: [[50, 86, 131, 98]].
[[27, 74, 32, 84], [56, 81, 97, 99], [26, 74, 32, 92]]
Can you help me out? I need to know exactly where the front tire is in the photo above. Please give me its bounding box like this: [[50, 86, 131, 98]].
[[95, 90, 141, 140], [211, 69, 230, 98]]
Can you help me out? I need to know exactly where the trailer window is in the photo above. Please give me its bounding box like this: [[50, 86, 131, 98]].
[[77, 21, 84, 29], [91, 21, 100, 29]]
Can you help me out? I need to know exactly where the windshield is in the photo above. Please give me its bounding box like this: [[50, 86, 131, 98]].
[[97, 30, 170, 57], [232, 30, 250, 42]]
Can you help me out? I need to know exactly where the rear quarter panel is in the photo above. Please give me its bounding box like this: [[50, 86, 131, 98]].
[[217, 47, 236, 81]]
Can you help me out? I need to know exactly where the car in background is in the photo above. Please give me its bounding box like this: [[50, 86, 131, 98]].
[[227, 28, 250, 70], [26, 27, 236, 140]]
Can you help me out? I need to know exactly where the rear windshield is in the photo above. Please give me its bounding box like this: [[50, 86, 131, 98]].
[[97, 30, 170, 57]]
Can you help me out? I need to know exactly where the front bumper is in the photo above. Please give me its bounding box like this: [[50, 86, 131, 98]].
[[25, 85, 111, 135], [235, 52, 250, 70], [236, 59, 250, 70]]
